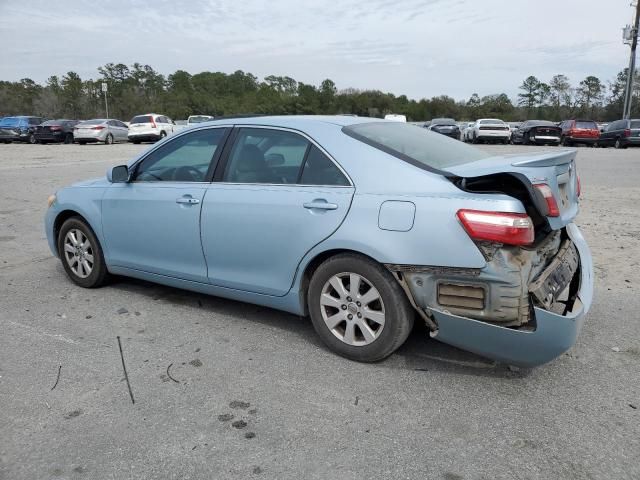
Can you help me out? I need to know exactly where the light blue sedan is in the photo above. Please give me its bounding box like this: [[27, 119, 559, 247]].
[[45, 116, 594, 367]]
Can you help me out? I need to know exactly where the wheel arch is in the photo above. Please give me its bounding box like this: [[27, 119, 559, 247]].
[[297, 248, 384, 316], [52, 209, 99, 255]]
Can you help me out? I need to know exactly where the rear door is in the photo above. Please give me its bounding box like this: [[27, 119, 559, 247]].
[[201, 126, 354, 296], [102, 127, 230, 282]]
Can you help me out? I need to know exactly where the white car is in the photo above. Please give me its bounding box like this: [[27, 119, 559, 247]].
[[127, 114, 175, 144], [466, 118, 511, 144], [461, 122, 475, 142]]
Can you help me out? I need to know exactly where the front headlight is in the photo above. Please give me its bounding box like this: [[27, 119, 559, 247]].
[[47, 194, 57, 208]]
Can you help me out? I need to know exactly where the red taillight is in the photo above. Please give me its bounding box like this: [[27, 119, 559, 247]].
[[50, 125, 62, 131], [92, 126, 105, 130], [533, 183, 560, 217], [456, 209, 534, 246], [624, 129, 631, 137]]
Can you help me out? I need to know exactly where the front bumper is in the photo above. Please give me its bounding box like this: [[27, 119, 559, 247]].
[[425, 223, 593, 367]]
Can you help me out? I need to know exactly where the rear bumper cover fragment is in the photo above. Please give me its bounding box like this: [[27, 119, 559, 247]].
[[429, 223, 593, 367]]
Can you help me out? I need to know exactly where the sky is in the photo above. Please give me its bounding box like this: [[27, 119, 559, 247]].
[[0, 0, 635, 101]]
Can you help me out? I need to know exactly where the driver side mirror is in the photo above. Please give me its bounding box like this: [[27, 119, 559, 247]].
[[108, 165, 130, 183]]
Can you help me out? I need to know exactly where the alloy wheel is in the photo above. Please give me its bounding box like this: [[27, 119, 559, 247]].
[[63, 229, 94, 278], [320, 272, 386, 346]]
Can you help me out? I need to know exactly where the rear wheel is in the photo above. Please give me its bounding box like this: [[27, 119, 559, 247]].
[[614, 138, 626, 149], [105, 133, 114, 145], [132, 139, 140, 144], [28, 134, 37, 144], [64, 133, 73, 144], [561, 136, 572, 147], [78, 141, 86, 145], [57, 217, 109, 288], [308, 254, 414, 362]]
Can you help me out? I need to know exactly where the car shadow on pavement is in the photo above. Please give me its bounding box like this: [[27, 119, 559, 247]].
[[106, 275, 529, 379]]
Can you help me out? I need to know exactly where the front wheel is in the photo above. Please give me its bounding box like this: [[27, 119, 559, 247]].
[[57, 217, 109, 288], [561, 136, 572, 147], [308, 254, 414, 362]]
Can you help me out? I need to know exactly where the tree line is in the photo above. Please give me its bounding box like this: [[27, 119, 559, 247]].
[[0, 62, 638, 122]]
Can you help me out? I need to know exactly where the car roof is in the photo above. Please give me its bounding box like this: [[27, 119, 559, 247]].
[[201, 115, 381, 128]]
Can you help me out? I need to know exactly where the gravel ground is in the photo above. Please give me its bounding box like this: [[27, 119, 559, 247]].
[[0, 141, 638, 480]]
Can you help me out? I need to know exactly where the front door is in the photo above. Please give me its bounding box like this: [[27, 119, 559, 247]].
[[201, 127, 354, 296], [102, 127, 229, 282]]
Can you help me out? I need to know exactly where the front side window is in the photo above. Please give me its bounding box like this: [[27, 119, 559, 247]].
[[133, 128, 227, 182]]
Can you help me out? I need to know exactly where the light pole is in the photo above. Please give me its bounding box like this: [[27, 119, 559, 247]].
[[622, 2, 640, 119], [102, 82, 109, 118]]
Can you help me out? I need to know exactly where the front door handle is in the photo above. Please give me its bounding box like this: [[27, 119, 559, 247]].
[[303, 200, 338, 210], [176, 196, 200, 205]]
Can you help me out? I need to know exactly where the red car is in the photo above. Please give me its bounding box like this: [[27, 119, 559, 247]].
[[559, 119, 600, 146]]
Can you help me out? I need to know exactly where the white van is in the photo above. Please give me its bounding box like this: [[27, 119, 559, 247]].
[[384, 114, 407, 122]]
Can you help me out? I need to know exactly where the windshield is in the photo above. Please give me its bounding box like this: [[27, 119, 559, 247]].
[[0, 117, 20, 127], [343, 122, 489, 171]]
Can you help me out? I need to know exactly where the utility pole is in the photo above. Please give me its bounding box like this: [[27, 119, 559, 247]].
[[102, 82, 109, 118], [622, 1, 640, 119]]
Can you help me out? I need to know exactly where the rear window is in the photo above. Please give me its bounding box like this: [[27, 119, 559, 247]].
[[43, 120, 63, 126], [575, 121, 597, 129], [78, 119, 106, 126], [479, 119, 504, 125], [630, 120, 640, 129], [343, 122, 489, 171], [130, 115, 152, 124]]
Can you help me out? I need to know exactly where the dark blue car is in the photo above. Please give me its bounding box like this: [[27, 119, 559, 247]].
[[0, 116, 45, 143]]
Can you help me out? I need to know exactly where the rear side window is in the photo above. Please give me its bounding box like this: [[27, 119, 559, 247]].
[[575, 121, 597, 129], [630, 120, 640, 129], [343, 122, 489, 171], [130, 115, 152, 124], [299, 146, 349, 186], [224, 128, 309, 184]]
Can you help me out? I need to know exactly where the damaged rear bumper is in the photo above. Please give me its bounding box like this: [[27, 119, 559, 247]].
[[403, 223, 593, 367]]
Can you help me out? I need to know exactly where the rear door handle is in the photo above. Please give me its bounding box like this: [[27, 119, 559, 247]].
[[303, 200, 338, 210], [176, 196, 200, 205]]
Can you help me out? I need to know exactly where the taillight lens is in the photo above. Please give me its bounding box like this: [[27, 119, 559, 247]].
[[533, 183, 560, 217], [624, 129, 631, 137], [50, 125, 62, 131], [92, 126, 105, 130], [456, 209, 534, 246]]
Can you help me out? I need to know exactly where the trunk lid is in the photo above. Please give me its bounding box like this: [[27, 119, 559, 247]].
[[446, 150, 579, 230]]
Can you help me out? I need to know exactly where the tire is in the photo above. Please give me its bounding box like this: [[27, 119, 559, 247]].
[[160, 131, 167, 138], [132, 140, 141, 144], [308, 253, 414, 362], [64, 133, 73, 144], [105, 133, 114, 145], [78, 141, 86, 145], [523, 133, 530, 145], [57, 217, 109, 288], [614, 138, 626, 149], [28, 134, 37, 144], [472, 133, 478, 144], [561, 136, 572, 147]]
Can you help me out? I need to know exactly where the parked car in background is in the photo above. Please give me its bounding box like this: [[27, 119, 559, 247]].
[[384, 114, 407, 122], [559, 119, 599, 146], [598, 119, 640, 148], [0, 116, 45, 143], [45, 116, 592, 368], [74, 119, 129, 144], [511, 120, 562, 146], [128, 114, 175, 143], [428, 118, 460, 140], [32, 119, 79, 144], [466, 118, 510, 144], [461, 122, 475, 142], [188, 115, 214, 124], [508, 122, 522, 135]]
